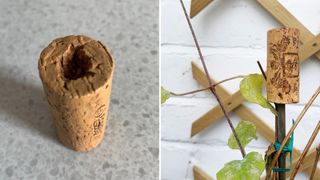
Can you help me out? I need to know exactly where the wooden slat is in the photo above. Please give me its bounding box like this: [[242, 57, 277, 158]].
[[300, 34, 320, 61], [191, 91, 243, 136], [193, 166, 212, 180], [298, 148, 320, 177], [191, 62, 320, 176], [190, 0, 214, 18], [257, 0, 320, 60]]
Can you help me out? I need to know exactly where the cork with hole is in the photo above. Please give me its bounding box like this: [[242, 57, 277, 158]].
[[38, 35, 115, 152], [267, 28, 299, 104]]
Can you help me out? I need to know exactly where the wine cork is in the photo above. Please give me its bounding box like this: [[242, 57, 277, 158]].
[[267, 28, 299, 104], [38, 35, 115, 152]]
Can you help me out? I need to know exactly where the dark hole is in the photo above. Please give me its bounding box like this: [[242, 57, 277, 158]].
[[312, 43, 317, 47], [227, 102, 232, 107], [63, 46, 94, 80]]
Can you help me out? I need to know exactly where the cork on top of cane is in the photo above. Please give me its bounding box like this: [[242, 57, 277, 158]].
[[267, 28, 300, 104], [39, 35, 114, 98], [38, 35, 115, 152]]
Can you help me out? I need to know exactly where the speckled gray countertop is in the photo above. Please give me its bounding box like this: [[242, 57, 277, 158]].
[[0, 0, 158, 179]]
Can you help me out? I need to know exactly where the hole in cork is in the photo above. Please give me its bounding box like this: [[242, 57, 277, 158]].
[[63, 46, 95, 80], [312, 43, 317, 47]]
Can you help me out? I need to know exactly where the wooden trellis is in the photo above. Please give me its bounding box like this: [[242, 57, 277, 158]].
[[188, 0, 320, 179]]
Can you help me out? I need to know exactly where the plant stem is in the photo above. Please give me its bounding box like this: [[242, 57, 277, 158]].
[[170, 75, 244, 96], [256, 61, 279, 142], [257, 61, 267, 80], [310, 144, 320, 180], [256, 66, 281, 177], [179, 0, 246, 158], [290, 121, 320, 179], [266, 86, 320, 179]]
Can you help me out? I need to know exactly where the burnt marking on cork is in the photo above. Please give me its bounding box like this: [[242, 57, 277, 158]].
[[284, 53, 299, 77], [93, 104, 106, 136]]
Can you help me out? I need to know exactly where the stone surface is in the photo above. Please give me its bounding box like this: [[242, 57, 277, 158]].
[[0, 0, 158, 179], [161, 0, 320, 179]]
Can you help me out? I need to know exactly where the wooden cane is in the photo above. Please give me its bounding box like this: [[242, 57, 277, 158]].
[[266, 28, 299, 179]]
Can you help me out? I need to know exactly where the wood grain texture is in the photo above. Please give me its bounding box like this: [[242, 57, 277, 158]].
[[191, 62, 319, 176], [257, 0, 320, 60], [267, 28, 299, 104], [190, 0, 214, 18], [193, 166, 212, 180]]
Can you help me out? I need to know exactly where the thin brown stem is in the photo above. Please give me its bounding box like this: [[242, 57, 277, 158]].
[[257, 61, 267, 80], [310, 144, 320, 180], [256, 61, 279, 142], [179, 0, 246, 158], [170, 75, 244, 96], [266, 86, 320, 179], [290, 121, 320, 179], [170, 88, 208, 96]]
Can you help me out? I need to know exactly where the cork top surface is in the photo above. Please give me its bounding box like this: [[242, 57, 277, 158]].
[[38, 35, 114, 97]]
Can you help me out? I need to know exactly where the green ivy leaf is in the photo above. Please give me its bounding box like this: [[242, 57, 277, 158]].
[[161, 87, 171, 104], [240, 74, 277, 115], [216, 152, 265, 180], [228, 120, 257, 149]]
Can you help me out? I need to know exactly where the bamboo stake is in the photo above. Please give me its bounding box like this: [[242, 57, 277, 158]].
[[266, 86, 320, 179], [310, 144, 320, 180], [290, 121, 320, 179]]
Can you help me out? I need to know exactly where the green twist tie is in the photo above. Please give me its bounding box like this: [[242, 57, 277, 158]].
[[272, 119, 294, 172]]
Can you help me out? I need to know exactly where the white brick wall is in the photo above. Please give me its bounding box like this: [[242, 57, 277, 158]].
[[161, 0, 320, 179]]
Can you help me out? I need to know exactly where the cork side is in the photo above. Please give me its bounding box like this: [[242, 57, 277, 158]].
[[266, 28, 300, 104], [38, 35, 114, 98], [44, 76, 113, 152]]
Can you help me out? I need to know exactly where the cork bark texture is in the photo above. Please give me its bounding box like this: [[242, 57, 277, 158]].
[[38, 35, 115, 152], [267, 28, 299, 104]]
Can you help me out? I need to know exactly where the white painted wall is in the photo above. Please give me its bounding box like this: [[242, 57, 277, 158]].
[[161, 0, 320, 179]]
